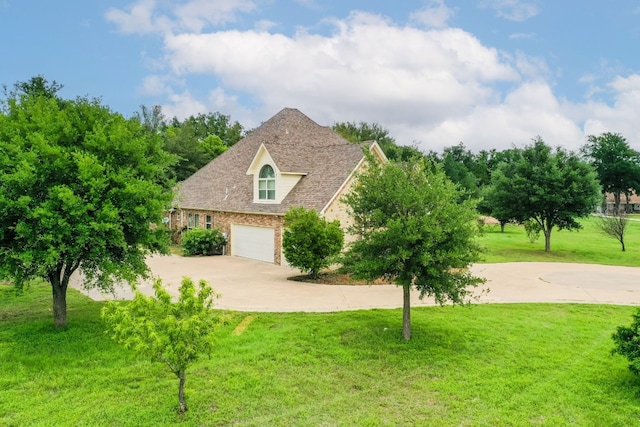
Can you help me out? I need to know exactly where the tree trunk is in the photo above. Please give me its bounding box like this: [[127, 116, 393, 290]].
[[614, 192, 621, 214], [625, 193, 631, 214], [178, 369, 187, 413], [50, 274, 68, 327], [500, 221, 506, 233], [622, 240, 626, 252], [544, 229, 551, 252], [402, 284, 411, 341]]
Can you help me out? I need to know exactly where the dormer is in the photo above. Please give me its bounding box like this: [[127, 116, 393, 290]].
[[246, 144, 307, 204]]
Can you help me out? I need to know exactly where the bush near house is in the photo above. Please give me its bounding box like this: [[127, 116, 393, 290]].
[[181, 228, 226, 256], [283, 207, 344, 279]]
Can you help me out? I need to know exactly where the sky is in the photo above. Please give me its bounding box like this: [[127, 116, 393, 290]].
[[2, 0, 640, 153]]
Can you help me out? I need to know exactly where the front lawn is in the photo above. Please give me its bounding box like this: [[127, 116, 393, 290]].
[[1, 282, 639, 426], [479, 216, 640, 266]]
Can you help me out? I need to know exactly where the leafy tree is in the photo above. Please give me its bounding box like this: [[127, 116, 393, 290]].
[[342, 156, 485, 340], [581, 132, 640, 213], [170, 111, 244, 148], [163, 124, 228, 181], [476, 148, 522, 231], [332, 121, 423, 162], [523, 218, 542, 243], [137, 104, 165, 134], [598, 213, 628, 251], [0, 77, 174, 327], [487, 137, 601, 252], [441, 143, 479, 200], [612, 308, 640, 375], [2, 74, 63, 100], [283, 207, 344, 279], [102, 277, 219, 413], [161, 111, 243, 181]]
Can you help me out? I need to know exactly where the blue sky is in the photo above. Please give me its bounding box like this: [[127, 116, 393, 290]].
[[2, 0, 640, 152]]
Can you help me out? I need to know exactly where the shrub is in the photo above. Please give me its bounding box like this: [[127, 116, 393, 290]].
[[102, 277, 220, 413], [523, 218, 542, 243], [612, 308, 640, 375], [181, 228, 226, 256], [283, 207, 344, 279]]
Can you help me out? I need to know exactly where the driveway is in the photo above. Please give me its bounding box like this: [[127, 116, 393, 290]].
[[71, 255, 640, 311]]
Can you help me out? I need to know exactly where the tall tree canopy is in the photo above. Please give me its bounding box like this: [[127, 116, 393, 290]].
[[2, 74, 63, 100], [141, 109, 244, 181], [581, 132, 640, 213], [342, 155, 484, 340], [0, 77, 175, 327], [487, 137, 601, 252], [332, 121, 423, 162], [440, 143, 480, 200]]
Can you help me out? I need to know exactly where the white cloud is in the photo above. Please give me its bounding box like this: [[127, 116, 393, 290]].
[[106, 0, 256, 34], [112, 3, 640, 155], [577, 75, 640, 144], [512, 51, 550, 80], [412, 81, 583, 152], [160, 90, 208, 120], [162, 10, 519, 129], [105, 0, 167, 34], [479, 0, 539, 22], [254, 19, 277, 32], [173, 0, 256, 32], [138, 74, 172, 96], [409, 0, 454, 29]]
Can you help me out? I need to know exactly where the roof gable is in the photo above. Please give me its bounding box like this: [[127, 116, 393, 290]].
[[246, 144, 278, 176], [175, 108, 371, 214]]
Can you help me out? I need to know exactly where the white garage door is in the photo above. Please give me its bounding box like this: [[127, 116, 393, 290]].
[[231, 224, 275, 263]]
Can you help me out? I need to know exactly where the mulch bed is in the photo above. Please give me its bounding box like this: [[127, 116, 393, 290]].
[[287, 272, 390, 286]]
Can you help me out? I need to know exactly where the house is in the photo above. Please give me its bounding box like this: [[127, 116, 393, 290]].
[[169, 108, 386, 264], [604, 192, 640, 214]]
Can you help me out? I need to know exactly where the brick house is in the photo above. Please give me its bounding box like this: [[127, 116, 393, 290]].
[[169, 108, 386, 264], [604, 192, 640, 214]]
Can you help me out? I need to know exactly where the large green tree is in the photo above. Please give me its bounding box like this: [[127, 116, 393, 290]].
[[332, 121, 423, 162], [488, 137, 601, 252], [441, 143, 480, 200], [0, 77, 175, 327], [581, 132, 640, 213], [160, 111, 244, 181], [342, 156, 484, 340]]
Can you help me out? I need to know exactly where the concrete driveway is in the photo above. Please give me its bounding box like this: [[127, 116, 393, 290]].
[[72, 255, 640, 311]]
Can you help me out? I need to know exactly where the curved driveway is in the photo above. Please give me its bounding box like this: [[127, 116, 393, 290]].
[[73, 255, 640, 310]]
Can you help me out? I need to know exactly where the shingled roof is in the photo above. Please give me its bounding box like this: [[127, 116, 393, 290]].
[[175, 108, 372, 215]]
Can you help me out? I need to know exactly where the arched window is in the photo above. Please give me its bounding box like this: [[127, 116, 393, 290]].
[[259, 165, 275, 200]]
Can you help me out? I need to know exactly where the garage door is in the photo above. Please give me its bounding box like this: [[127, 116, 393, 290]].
[[231, 224, 275, 263]]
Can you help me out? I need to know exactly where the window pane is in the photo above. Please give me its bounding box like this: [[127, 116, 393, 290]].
[[259, 165, 275, 178], [259, 189, 266, 199], [267, 190, 275, 199], [267, 180, 275, 190], [259, 180, 267, 190]]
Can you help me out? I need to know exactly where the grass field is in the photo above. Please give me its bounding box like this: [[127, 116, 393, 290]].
[[2, 282, 640, 426], [3, 214, 640, 425], [479, 215, 640, 266]]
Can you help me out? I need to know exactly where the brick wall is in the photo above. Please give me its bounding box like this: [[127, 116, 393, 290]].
[[171, 209, 284, 264]]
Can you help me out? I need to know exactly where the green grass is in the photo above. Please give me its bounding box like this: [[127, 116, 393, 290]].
[[479, 216, 640, 266], [2, 282, 640, 426]]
